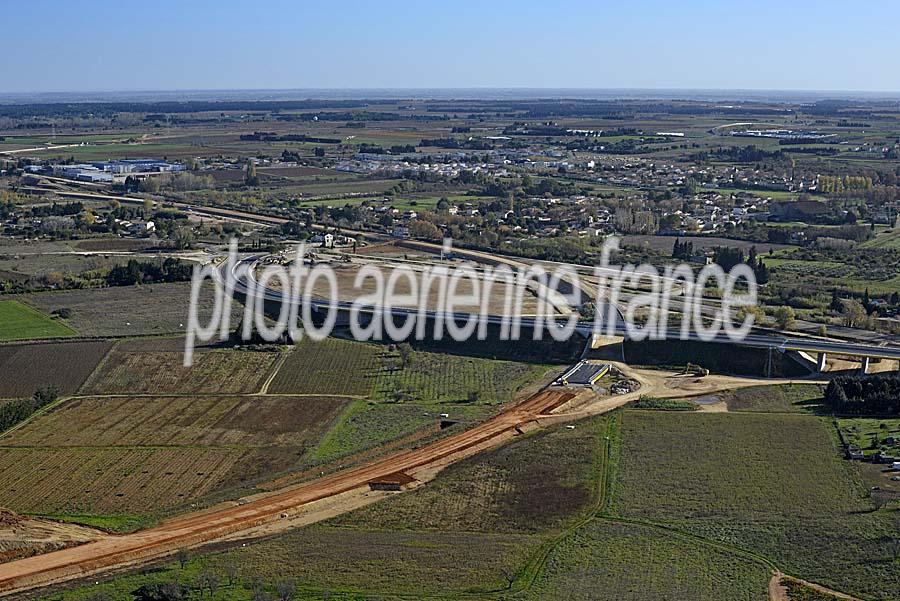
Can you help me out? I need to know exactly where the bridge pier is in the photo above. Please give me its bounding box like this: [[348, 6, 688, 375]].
[[816, 352, 827, 372], [860, 356, 870, 375]]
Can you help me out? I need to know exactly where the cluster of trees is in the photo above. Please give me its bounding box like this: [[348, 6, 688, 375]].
[[418, 137, 493, 150], [0, 190, 21, 218], [30, 201, 83, 217], [818, 174, 874, 194], [691, 145, 785, 163], [502, 236, 592, 263], [0, 386, 57, 432], [408, 219, 442, 240], [475, 175, 576, 199], [106, 258, 191, 287], [245, 161, 259, 186], [712, 246, 769, 283], [355, 143, 417, 154], [123, 552, 298, 601], [671, 238, 695, 260], [824, 373, 900, 416], [239, 131, 340, 144]]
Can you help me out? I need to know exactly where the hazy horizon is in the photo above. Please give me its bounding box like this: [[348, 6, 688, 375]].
[[5, 0, 899, 95], [3, 87, 900, 106]]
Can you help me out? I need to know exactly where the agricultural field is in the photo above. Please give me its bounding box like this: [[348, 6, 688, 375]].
[[269, 336, 550, 404], [72, 238, 158, 252], [46, 409, 776, 601], [0, 395, 348, 519], [334, 414, 609, 534], [0, 248, 128, 281], [0, 446, 247, 517], [25, 281, 246, 337], [38, 141, 202, 161], [859, 227, 900, 250], [46, 528, 540, 601], [614, 410, 900, 599], [764, 253, 900, 295], [526, 520, 770, 601], [267, 336, 381, 396], [720, 383, 824, 412], [0, 300, 74, 341], [307, 399, 493, 466], [45, 415, 613, 601], [0, 340, 112, 398], [9, 395, 345, 448], [371, 348, 548, 404], [82, 339, 279, 394]]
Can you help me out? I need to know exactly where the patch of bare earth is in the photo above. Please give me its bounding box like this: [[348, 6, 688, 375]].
[[0, 508, 104, 564]]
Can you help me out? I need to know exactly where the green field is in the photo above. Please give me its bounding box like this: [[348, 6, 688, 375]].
[[837, 417, 900, 455], [306, 400, 494, 467], [526, 520, 770, 601], [722, 383, 824, 412], [0, 300, 75, 341], [270, 336, 550, 404], [614, 410, 899, 599]]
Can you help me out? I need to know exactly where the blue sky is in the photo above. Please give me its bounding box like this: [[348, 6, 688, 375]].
[[3, 0, 898, 93]]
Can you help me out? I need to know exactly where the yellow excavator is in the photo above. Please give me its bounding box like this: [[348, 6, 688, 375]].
[[683, 363, 709, 377]]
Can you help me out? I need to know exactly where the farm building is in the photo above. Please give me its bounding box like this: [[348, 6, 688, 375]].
[[557, 361, 609, 386]]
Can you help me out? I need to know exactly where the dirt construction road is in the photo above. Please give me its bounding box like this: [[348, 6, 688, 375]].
[[0, 388, 576, 595], [0, 365, 824, 597]]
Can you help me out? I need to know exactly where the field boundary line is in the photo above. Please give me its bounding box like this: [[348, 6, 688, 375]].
[[595, 515, 866, 601], [257, 349, 289, 394], [0, 394, 72, 440], [76, 339, 120, 394], [500, 413, 618, 597]]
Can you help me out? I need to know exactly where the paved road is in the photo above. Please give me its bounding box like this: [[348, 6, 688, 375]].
[[227, 257, 900, 362]]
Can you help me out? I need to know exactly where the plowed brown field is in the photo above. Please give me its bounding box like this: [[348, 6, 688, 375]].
[[0, 389, 574, 595]]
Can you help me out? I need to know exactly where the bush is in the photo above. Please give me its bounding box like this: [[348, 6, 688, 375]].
[[824, 373, 900, 416], [52, 307, 73, 319], [0, 385, 58, 432]]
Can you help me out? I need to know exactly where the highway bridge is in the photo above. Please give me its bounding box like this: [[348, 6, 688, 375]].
[[217, 256, 900, 374]]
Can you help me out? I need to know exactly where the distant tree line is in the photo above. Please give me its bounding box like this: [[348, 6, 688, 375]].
[[30, 202, 84, 217], [106, 258, 191, 287], [418, 137, 493, 150], [824, 373, 900, 416], [691, 145, 785, 163], [354, 143, 417, 155], [239, 131, 341, 144]]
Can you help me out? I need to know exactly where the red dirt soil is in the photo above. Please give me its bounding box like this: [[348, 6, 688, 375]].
[[0, 389, 574, 595]]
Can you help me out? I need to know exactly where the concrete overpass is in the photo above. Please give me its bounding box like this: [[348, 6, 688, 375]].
[[219, 256, 900, 375]]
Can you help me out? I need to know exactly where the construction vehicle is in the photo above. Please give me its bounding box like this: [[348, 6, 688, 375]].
[[683, 363, 709, 377]]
